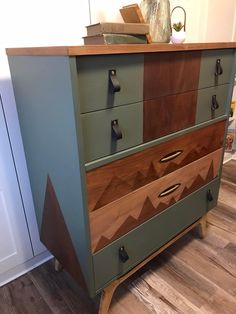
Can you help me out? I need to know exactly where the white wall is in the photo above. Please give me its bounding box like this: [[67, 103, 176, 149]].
[[205, 0, 236, 42], [170, 0, 209, 42], [89, 0, 205, 42], [89, 0, 236, 43], [0, 0, 90, 255], [90, 0, 130, 23]]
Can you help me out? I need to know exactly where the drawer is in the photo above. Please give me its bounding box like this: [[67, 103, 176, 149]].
[[93, 178, 220, 292], [199, 49, 234, 88], [196, 84, 229, 124], [76, 54, 143, 113], [86, 120, 226, 212], [89, 149, 222, 253], [143, 91, 197, 140], [81, 102, 143, 162], [144, 51, 201, 99]]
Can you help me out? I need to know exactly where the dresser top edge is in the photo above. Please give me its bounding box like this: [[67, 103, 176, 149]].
[[5, 42, 236, 56]]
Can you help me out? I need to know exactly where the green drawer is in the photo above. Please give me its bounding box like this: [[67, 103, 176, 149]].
[[81, 102, 143, 162], [199, 49, 234, 88], [76, 54, 143, 113], [196, 84, 229, 124], [93, 178, 220, 292]]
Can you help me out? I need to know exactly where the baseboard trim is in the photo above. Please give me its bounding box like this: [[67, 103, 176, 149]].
[[0, 251, 52, 287]]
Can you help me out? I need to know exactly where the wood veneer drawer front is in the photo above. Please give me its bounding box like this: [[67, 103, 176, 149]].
[[89, 149, 222, 253], [81, 102, 143, 162], [144, 51, 201, 99], [86, 120, 226, 212], [199, 49, 234, 88], [76, 54, 143, 113], [143, 91, 197, 141], [196, 84, 229, 124], [93, 178, 220, 292]]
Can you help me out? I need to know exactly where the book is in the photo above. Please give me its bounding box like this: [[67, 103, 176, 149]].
[[86, 22, 149, 36], [83, 34, 147, 45], [120, 4, 152, 43]]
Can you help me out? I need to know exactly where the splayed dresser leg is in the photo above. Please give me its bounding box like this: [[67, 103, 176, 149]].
[[196, 214, 207, 238]]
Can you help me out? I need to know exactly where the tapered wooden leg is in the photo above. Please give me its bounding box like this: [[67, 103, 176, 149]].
[[54, 258, 62, 271], [99, 282, 118, 314], [196, 214, 207, 238]]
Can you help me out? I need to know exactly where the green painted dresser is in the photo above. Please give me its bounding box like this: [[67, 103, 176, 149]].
[[6, 43, 236, 298]]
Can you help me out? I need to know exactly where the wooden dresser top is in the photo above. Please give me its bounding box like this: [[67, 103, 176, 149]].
[[6, 42, 236, 56]]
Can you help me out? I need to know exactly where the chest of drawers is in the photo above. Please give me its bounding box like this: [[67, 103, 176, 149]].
[[7, 43, 236, 303]]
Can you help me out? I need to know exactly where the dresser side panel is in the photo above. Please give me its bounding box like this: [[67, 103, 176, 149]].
[[8, 56, 94, 295]]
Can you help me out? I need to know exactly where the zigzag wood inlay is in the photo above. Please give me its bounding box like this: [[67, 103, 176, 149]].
[[90, 149, 222, 252], [41, 176, 87, 289], [144, 51, 201, 99], [87, 120, 226, 212], [143, 91, 197, 140]]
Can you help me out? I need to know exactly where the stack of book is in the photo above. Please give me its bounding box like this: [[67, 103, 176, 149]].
[[83, 22, 149, 45]]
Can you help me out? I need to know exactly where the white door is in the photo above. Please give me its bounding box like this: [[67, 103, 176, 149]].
[[0, 96, 33, 276]]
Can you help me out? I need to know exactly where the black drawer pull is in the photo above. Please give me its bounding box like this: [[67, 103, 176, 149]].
[[119, 246, 129, 263], [111, 119, 123, 140], [159, 183, 181, 198], [160, 150, 183, 163], [211, 95, 219, 111], [215, 59, 223, 76], [207, 189, 213, 202], [109, 69, 121, 93]]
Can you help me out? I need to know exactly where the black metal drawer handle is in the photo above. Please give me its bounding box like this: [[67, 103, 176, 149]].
[[119, 246, 129, 263], [207, 189, 213, 202], [109, 69, 121, 93], [111, 119, 123, 140], [215, 59, 223, 76], [160, 150, 183, 163], [159, 183, 181, 198], [211, 95, 219, 111]]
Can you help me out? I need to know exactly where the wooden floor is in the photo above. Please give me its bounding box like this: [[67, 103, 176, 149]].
[[1, 160, 236, 314]]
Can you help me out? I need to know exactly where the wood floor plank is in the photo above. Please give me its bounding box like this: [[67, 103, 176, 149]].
[[207, 210, 236, 235], [213, 204, 236, 222], [174, 232, 236, 278], [128, 276, 178, 314], [206, 224, 236, 246], [165, 242, 236, 298], [141, 269, 202, 313], [218, 181, 236, 209], [197, 225, 230, 249], [0, 286, 12, 314], [30, 261, 97, 314], [150, 254, 216, 309], [29, 262, 74, 314], [221, 159, 236, 184], [1, 275, 52, 314], [158, 253, 236, 314], [109, 284, 151, 314]]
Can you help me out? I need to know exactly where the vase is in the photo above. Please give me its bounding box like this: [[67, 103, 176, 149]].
[[170, 30, 186, 44], [140, 0, 171, 43]]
